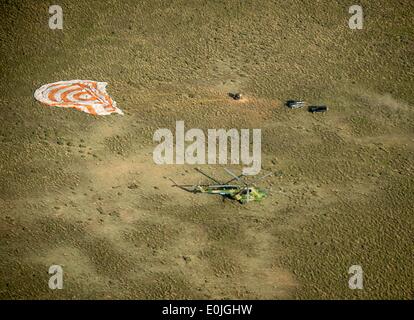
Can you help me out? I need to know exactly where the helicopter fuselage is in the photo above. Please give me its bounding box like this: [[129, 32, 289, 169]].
[[171, 168, 271, 204], [195, 185, 267, 204]]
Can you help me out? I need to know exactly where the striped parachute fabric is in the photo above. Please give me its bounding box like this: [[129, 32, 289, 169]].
[[34, 80, 123, 115]]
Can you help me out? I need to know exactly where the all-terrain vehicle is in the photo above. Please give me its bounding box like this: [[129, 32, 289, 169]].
[[286, 100, 305, 109]]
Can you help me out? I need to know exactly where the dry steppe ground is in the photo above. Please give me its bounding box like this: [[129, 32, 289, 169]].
[[0, 0, 413, 299]]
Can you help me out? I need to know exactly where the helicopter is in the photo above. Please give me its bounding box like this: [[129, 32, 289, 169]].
[[170, 168, 272, 204]]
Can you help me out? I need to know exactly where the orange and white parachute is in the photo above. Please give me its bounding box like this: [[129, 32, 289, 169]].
[[34, 80, 123, 115]]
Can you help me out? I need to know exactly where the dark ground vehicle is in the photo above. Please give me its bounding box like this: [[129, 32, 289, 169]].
[[308, 106, 328, 113], [229, 92, 242, 100]]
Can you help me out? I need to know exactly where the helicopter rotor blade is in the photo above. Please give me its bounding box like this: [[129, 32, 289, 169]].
[[195, 168, 222, 184], [251, 172, 273, 185], [223, 173, 245, 185], [172, 184, 196, 192], [169, 178, 194, 187], [169, 178, 199, 192], [169, 178, 177, 185], [224, 168, 248, 186]]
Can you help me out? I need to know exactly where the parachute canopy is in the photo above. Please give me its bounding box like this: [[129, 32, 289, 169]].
[[34, 80, 123, 116]]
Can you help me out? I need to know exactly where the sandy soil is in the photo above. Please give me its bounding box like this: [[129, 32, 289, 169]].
[[0, 0, 413, 299]]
